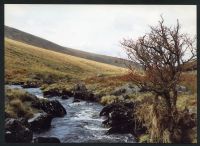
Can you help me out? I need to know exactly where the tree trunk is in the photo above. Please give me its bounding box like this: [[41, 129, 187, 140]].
[[171, 89, 178, 114], [163, 92, 174, 131]]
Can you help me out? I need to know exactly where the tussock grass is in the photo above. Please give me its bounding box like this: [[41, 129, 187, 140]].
[[4, 38, 196, 143], [177, 93, 197, 113], [100, 95, 124, 105], [5, 88, 40, 119]]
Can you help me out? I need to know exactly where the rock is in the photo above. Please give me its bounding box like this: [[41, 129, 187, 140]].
[[100, 101, 146, 135], [61, 95, 69, 100], [74, 83, 87, 91], [178, 108, 197, 129], [5, 118, 33, 143], [43, 88, 73, 98], [73, 83, 99, 102], [18, 117, 31, 128], [100, 102, 134, 134], [43, 88, 62, 97], [176, 85, 188, 93], [28, 113, 53, 132], [33, 137, 60, 143], [112, 84, 140, 96], [12, 82, 25, 85], [62, 90, 73, 97], [171, 108, 197, 143], [32, 99, 66, 117], [5, 111, 11, 118], [22, 81, 40, 88], [73, 99, 81, 103], [97, 73, 103, 77]]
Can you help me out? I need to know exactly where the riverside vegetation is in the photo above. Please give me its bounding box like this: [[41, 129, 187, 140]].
[[4, 21, 197, 143]]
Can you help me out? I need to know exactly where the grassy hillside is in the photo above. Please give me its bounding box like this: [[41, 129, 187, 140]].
[[5, 26, 138, 68], [5, 38, 127, 85], [5, 37, 197, 143]]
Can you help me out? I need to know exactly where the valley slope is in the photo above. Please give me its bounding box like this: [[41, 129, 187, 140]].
[[5, 26, 137, 68], [5, 38, 127, 84]]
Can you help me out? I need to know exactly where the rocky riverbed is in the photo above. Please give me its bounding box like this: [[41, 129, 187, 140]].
[[5, 85, 136, 143]]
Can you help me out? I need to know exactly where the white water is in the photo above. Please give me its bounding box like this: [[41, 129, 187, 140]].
[[6, 85, 136, 143]]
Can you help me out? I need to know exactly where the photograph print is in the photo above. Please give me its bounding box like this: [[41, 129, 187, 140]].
[[4, 4, 197, 143]]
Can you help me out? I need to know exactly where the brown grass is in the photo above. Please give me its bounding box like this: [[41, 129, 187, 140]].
[[5, 88, 40, 119], [180, 72, 197, 94], [5, 38, 127, 84]]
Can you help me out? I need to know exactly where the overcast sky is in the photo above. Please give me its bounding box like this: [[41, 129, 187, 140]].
[[5, 4, 196, 58]]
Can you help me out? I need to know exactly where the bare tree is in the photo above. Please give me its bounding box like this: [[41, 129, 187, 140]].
[[121, 16, 196, 132]]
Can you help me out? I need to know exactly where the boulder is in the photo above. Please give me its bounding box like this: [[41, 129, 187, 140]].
[[32, 99, 66, 117], [33, 137, 60, 143], [111, 84, 140, 96], [5, 118, 33, 143], [43, 88, 62, 98], [28, 113, 53, 132], [5, 111, 11, 118], [12, 82, 25, 85], [61, 95, 69, 100], [100, 101, 146, 135], [97, 73, 104, 77], [73, 99, 81, 103], [43, 88, 73, 98], [176, 85, 188, 93], [22, 81, 40, 88], [73, 83, 99, 102], [171, 108, 197, 143]]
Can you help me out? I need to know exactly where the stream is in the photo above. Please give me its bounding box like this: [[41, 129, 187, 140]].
[[6, 85, 136, 143]]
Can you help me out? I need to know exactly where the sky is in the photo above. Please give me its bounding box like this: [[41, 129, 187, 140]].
[[5, 4, 196, 58]]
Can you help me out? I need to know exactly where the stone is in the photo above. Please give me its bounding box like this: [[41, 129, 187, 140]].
[[73, 99, 81, 103], [100, 101, 147, 135], [22, 81, 40, 88], [32, 99, 66, 117], [73, 83, 99, 102], [112, 83, 140, 96], [176, 85, 188, 93], [43, 88, 73, 98], [28, 113, 53, 132], [5, 118, 33, 143], [61, 95, 69, 100], [33, 137, 60, 143]]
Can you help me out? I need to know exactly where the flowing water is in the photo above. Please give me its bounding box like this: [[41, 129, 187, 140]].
[[6, 85, 135, 143]]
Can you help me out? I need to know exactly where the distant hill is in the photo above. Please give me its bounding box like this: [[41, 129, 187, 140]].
[[182, 59, 197, 72], [5, 26, 138, 68], [5, 38, 127, 84]]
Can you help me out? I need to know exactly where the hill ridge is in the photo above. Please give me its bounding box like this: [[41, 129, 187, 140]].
[[5, 26, 137, 68]]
